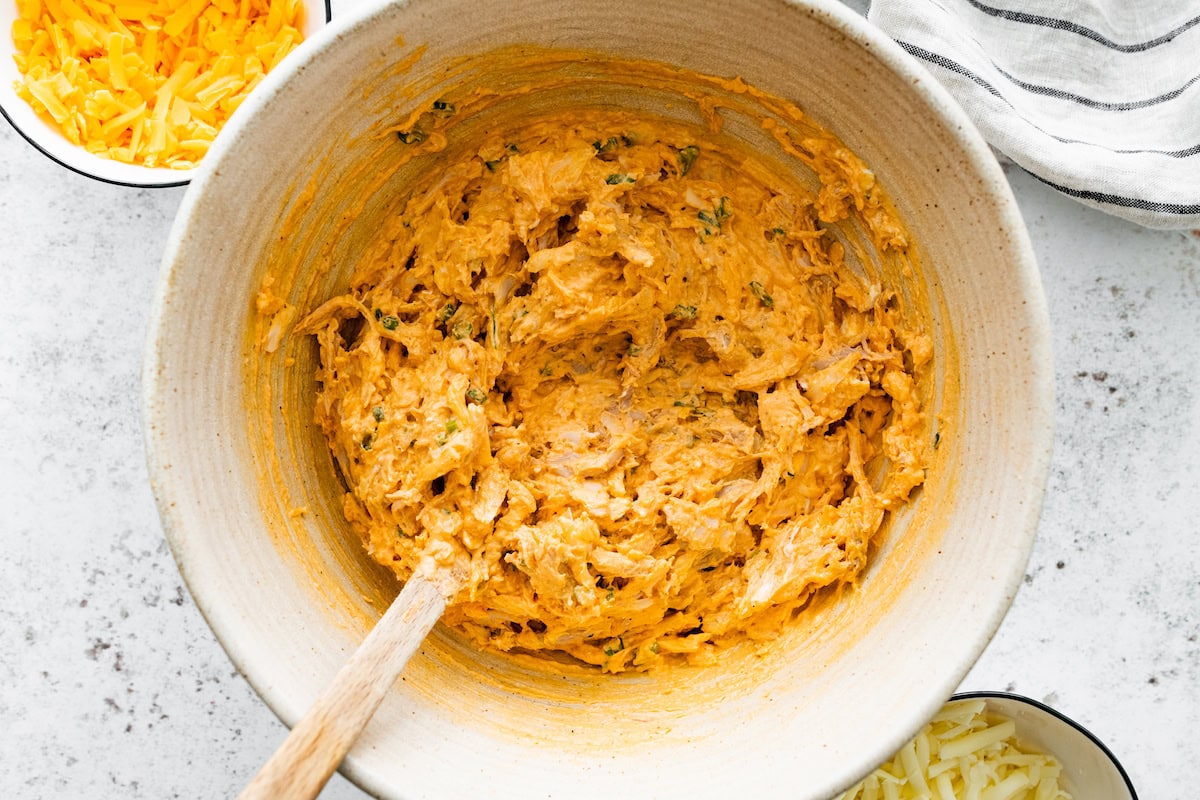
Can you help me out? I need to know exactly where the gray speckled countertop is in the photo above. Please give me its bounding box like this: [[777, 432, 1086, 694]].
[[1, 4, 1198, 797]]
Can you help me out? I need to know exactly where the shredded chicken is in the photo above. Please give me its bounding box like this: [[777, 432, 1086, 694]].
[[300, 110, 931, 672]]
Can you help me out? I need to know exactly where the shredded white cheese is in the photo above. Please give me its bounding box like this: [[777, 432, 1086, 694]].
[[836, 700, 1073, 800]]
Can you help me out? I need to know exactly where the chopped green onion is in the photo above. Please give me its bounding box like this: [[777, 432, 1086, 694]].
[[466, 388, 487, 404], [677, 145, 699, 175], [435, 432, 448, 446], [650, 642, 660, 654], [451, 318, 473, 339], [437, 303, 457, 323], [592, 136, 620, 154], [381, 315, 400, 330], [445, 418, 460, 434], [671, 304, 698, 320], [605, 173, 635, 185], [749, 280, 774, 308], [372, 406, 384, 422]]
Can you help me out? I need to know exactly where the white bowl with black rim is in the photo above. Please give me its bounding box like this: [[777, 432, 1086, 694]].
[[951, 692, 1138, 799], [0, 0, 331, 187]]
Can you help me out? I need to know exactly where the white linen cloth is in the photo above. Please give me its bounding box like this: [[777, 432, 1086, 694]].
[[868, 0, 1200, 229]]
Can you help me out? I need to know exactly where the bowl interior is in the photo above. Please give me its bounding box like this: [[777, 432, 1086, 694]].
[[0, 0, 331, 186], [955, 694, 1137, 800], [145, 1, 1053, 798]]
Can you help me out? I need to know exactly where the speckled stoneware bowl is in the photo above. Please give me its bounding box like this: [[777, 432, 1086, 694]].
[[0, 0, 330, 187], [143, 1, 1053, 798], [951, 693, 1138, 799]]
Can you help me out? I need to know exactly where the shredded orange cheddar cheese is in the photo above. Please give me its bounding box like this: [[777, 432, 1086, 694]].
[[9, 0, 306, 169]]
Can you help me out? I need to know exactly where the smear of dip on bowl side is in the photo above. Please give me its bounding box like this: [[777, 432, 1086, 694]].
[[285, 54, 935, 673]]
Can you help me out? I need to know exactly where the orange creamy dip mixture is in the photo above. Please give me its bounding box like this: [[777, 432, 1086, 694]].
[[297, 86, 932, 672]]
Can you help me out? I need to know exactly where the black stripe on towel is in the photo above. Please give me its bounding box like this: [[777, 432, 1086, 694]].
[[994, 65, 1200, 111], [1026, 172, 1200, 215], [897, 41, 1200, 158], [965, 0, 1200, 53]]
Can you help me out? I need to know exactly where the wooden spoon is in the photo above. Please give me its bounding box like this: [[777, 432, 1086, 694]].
[[238, 575, 448, 800]]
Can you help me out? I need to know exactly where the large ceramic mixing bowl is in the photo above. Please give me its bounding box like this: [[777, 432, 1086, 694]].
[[143, 0, 1053, 797]]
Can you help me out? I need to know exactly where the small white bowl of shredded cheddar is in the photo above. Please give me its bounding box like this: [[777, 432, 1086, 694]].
[[837, 693, 1138, 800], [0, 0, 328, 186]]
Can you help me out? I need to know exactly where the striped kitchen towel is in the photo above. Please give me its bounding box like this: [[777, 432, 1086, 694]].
[[868, 0, 1200, 230]]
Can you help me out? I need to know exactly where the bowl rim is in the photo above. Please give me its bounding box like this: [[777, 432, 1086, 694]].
[[0, 0, 333, 188], [951, 690, 1140, 799], [143, 0, 1055, 796]]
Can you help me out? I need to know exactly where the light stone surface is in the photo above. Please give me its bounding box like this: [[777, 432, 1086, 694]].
[[1, 5, 1197, 796]]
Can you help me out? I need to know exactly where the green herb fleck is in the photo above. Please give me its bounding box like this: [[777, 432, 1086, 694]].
[[772, 227, 786, 236], [374, 308, 383, 320], [445, 418, 460, 434], [677, 145, 699, 175], [604, 646, 616, 657], [361, 432, 374, 451], [539, 364, 553, 377], [749, 280, 774, 308], [671, 304, 698, 320], [435, 432, 448, 446], [451, 318, 473, 339], [627, 344, 642, 357], [606, 587, 615, 601], [466, 388, 487, 404], [381, 315, 400, 330], [650, 642, 660, 654], [372, 406, 384, 422], [592, 136, 620, 154], [431, 98, 455, 115], [396, 128, 426, 145], [699, 196, 732, 233], [605, 173, 635, 185], [437, 303, 458, 323]]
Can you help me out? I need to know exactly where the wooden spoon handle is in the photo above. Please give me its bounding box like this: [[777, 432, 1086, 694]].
[[238, 576, 446, 800]]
